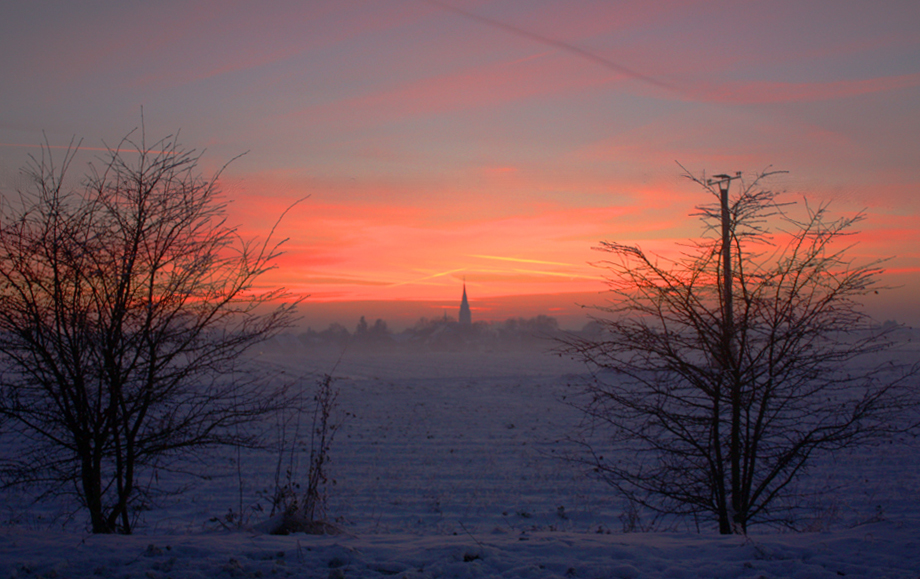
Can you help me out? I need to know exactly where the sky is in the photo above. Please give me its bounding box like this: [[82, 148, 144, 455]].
[[1, 0, 918, 329]]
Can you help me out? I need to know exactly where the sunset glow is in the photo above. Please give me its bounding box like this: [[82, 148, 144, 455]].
[[2, 0, 918, 328]]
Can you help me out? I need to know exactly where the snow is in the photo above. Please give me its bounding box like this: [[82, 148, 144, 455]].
[[2, 345, 918, 578], [2, 522, 918, 578]]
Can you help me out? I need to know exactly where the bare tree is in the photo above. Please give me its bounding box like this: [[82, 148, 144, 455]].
[[0, 130, 300, 534], [560, 168, 918, 534]]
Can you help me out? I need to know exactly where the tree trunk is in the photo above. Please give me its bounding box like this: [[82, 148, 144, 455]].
[[720, 180, 744, 535], [82, 451, 113, 534], [711, 395, 732, 534]]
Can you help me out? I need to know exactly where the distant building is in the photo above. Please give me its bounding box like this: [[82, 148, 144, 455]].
[[459, 282, 472, 325]]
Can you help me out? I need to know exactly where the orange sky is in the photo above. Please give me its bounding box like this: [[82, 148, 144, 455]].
[[1, 1, 918, 329]]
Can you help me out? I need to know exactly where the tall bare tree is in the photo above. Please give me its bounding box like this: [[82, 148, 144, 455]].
[[561, 169, 918, 534], [0, 130, 299, 533]]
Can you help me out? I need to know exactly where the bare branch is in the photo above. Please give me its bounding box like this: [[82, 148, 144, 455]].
[[559, 167, 918, 534], [0, 130, 301, 534]]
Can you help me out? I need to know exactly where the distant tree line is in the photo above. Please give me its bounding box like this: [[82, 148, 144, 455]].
[[297, 314, 565, 351]]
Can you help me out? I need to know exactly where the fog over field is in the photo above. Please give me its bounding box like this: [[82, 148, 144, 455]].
[[2, 332, 919, 578]]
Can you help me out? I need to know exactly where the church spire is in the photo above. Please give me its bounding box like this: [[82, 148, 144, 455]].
[[459, 281, 471, 325]]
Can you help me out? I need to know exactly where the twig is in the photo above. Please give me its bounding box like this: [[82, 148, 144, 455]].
[[458, 521, 484, 549]]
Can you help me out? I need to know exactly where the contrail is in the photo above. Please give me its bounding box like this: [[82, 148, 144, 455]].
[[469, 254, 576, 267], [421, 0, 674, 91], [388, 268, 466, 288], [512, 268, 603, 280]]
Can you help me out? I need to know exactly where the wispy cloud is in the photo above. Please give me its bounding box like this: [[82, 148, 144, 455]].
[[295, 51, 611, 127], [0, 142, 176, 155]]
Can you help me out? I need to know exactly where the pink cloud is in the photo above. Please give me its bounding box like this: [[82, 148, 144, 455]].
[[685, 72, 920, 105], [296, 52, 615, 127]]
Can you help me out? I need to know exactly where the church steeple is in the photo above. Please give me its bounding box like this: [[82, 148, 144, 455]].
[[459, 281, 471, 325]]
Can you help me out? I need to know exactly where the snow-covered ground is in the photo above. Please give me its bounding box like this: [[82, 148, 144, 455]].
[[3, 521, 918, 579], [2, 343, 918, 578]]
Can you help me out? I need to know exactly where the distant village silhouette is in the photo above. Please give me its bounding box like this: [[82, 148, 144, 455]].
[[292, 282, 584, 352]]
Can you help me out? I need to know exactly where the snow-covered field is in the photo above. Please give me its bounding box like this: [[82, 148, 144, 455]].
[[2, 342, 919, 578]]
